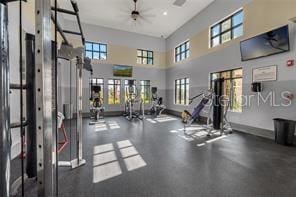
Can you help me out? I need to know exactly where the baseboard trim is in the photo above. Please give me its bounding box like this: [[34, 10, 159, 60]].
[[231, 123, 274, 140]]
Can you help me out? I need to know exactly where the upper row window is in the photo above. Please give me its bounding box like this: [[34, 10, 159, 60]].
[[210, 9, 244, 48], [175, 41, 190, 63], [137, 49, 153, 65], [85, 41, 107, 60]]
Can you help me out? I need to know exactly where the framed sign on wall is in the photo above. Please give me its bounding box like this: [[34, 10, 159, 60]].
[[252, 65, 277, 82]]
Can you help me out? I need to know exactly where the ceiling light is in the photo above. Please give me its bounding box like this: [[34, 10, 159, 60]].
[[163, 11, 168, 16]]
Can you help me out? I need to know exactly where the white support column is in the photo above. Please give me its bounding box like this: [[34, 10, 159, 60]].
[[0, 3, 10, 197], [35, 0, 56, 196]]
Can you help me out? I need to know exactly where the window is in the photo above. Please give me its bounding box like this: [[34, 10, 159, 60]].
[[137, 49, 153, 65], [140, 80, 151, 104], [89, 78, 104, 100], [124, 80, 136, 101], [210, 68, 243, 112], [210, 9, 244, 48], [175, 78, 190, 105], [85, 41, 107, 60], [175, 41, 190, 62], [108, 79, 121, 105]]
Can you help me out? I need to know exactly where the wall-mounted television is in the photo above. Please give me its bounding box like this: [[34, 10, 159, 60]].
[[113, 65, 133, 77], [240, 25, 290, 61]]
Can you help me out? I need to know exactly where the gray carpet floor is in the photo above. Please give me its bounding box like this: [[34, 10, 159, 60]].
[[12, 115, 296, 197]]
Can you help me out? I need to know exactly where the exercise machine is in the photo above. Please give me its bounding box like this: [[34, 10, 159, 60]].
[[0, 0, 90, 195], [150, 87, 166, 117], [182, 78, 232, 136], [89, 85, 105, 124], [57, 112, 68, 154], [124, 80, 144, 120]]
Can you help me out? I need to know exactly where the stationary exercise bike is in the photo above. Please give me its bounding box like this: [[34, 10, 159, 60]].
[[150, 87, 166, 117], [123, 80, 144, 120], [89, 86, 105, 124]]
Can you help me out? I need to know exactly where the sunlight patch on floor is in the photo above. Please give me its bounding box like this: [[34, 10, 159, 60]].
[[93, 151, 117, 166], [92, 121, 121, 132], [117, 140, 132, 149], [93, 139, 147, 183], [120, 146, 138, 158], [93, 161, 122, 183], [93, 143, 114, 154], [124, 155, 147, 171], [109, 121, 120, 129], [146, 119, 157, 124], [196, 135, 228, 147], [146, 115, 177, 124]]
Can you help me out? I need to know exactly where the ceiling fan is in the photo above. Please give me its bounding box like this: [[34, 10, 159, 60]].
[[131, 0, 141, 21], [119, 0, 155, 23]]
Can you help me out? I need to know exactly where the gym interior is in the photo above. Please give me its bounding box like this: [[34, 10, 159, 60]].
[[1, 0, 296, 196]]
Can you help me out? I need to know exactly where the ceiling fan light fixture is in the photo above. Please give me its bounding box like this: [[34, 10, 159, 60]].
[[131, 10, 139, 21]]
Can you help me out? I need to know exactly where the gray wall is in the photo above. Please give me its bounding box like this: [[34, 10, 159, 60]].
[[165, 0, 296, 134], [58, 62, 166, 114], [64, 19, 166, 52], [166, 0, 252, 50], [166, 31, 296, 131]]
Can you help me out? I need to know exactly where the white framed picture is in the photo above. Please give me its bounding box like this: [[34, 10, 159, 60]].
[[252, 65, 277, 82]]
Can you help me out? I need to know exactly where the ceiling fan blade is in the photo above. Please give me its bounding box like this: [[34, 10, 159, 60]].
[[116, 14, 130, 18], [139, 15, 152, 24], [138, 7, 153, 14], [140, 13, 156, 18]]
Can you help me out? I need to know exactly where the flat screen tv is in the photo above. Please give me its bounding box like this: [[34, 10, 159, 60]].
[[240, 25, 290, 61], [113, 65, 133, 77]]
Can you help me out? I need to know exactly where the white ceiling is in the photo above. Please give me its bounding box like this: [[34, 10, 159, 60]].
[[59, 0, 214, 38]]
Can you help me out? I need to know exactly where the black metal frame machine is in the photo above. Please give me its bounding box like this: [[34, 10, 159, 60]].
[[123, 80, 144, 120], [150, 87, 166, 117], [182, 78, 232, 136], [89, 85, 105, 124]]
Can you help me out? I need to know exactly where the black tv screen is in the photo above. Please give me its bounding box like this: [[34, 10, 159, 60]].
[[240, 25, 290, 61], [113, 65, 133, 77]]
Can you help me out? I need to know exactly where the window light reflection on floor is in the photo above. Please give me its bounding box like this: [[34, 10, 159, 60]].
[[124, 155, 147, 171], [93, 140, 147, 183], [93, 161, 122, 183], [171, 126, 229, 145], [93, 151, 117, 166], [92, 121, 121, 132], [117, 140, 132, 149], [146, 115, 177, 124], [93, 143, 114, 154], [120, 146, 138, 158]]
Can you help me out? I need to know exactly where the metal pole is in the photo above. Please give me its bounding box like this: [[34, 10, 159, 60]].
[[19, 0, 25, 195], [77, 57, 83, 161], [0, 3, 10, 197], [54, 0, 59, 194], [35, 0, 56, 196], [71, 57, 85, 168]]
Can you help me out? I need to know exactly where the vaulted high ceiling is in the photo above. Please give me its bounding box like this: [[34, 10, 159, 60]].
[[59, 0, 215, 38]]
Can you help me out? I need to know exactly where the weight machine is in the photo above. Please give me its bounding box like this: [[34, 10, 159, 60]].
[[57, 43, 93, 169], [0, 0, 89, 196], [123, 80, 145, 120], [182, 78, 232, 136], [150, 87, 166, 117]]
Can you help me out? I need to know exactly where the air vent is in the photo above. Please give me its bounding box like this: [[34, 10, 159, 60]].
[[173, 0, 186, 7]]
